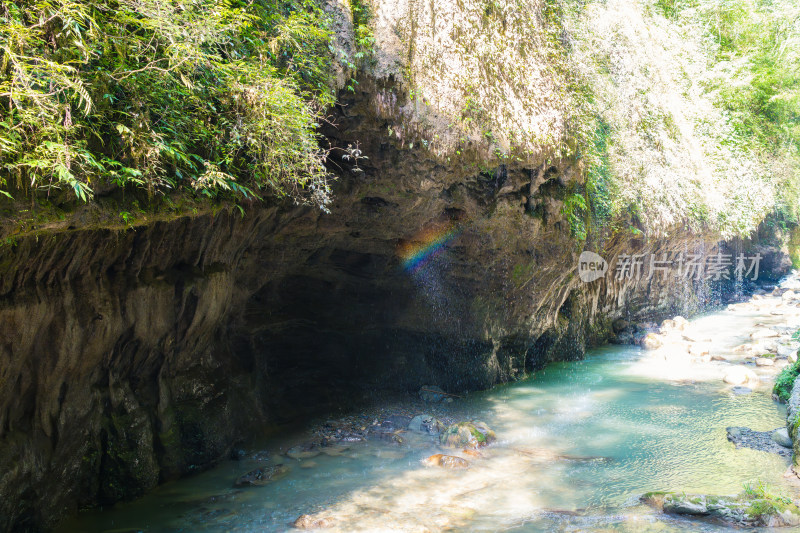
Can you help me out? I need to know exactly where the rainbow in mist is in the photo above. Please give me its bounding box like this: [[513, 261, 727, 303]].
[[398, 223, 460, 272]]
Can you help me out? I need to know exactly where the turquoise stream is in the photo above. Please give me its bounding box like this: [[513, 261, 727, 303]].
[[60, 301, 795, 532]]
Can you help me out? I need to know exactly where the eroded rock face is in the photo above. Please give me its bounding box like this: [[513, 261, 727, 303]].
[[0, 85, 790, 531]]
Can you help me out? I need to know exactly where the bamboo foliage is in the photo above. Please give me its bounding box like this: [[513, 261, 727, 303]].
[[0, 0, 339, 208]]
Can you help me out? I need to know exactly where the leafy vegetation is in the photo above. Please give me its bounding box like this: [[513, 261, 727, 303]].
[[773, 356, 800, 402], [742, 480, 796, 518], [0, 0, 347, 210]]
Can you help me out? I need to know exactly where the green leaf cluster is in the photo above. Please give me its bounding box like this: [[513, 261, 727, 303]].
[[773, 355, 800, 402], [1, 0, 341, 209]]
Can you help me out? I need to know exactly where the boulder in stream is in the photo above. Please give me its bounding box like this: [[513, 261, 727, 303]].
[[286, 443, 321, 460], [642, 333, 663, 350], [673, 316, 689, 330], [422, 454, 470, 468], [440, 421, 496, 448], [723, 366, 759, 386], [407, 414, 442, 435]]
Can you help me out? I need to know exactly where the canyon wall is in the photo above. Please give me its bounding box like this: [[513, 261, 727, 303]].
[[0, 81, 788, 529], [0, 0, 794, 529]]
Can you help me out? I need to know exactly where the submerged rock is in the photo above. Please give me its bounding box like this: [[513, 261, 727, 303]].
[[422, 454, 470, 468], [286, 444, 321, 460], [440, 421, 496, 449], [234, 464, 289, 487], [380, 415, 412, 430], [461, 448, 483, 458], [419, 385, 447, 402], [408, 414, 443, 435], [293, 514, 332, 529]]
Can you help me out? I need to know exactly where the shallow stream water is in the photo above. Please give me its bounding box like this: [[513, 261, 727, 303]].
[[60, 280, 800, 532]]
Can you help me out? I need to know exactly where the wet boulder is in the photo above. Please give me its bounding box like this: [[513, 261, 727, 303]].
[[772, 428, 792, 448], [408, 414, 443, 435], [440, 421, 496, 449], [641, 333, 664, 350], [234, 464, 289, 487], [422, 454, 470, 468], [672, 316, 689, 330], [380, 415, 412, 430], [461, 448, 483, 458], [778, 345, 797, 358]]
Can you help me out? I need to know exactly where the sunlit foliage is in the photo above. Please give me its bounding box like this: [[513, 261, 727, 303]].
[[564, 0, 799, 238], [0, 0, 339, 209]]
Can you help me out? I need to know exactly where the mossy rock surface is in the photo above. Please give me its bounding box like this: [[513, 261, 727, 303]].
[[643, 490, 800, 527], [440, 421, 496, 449]]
